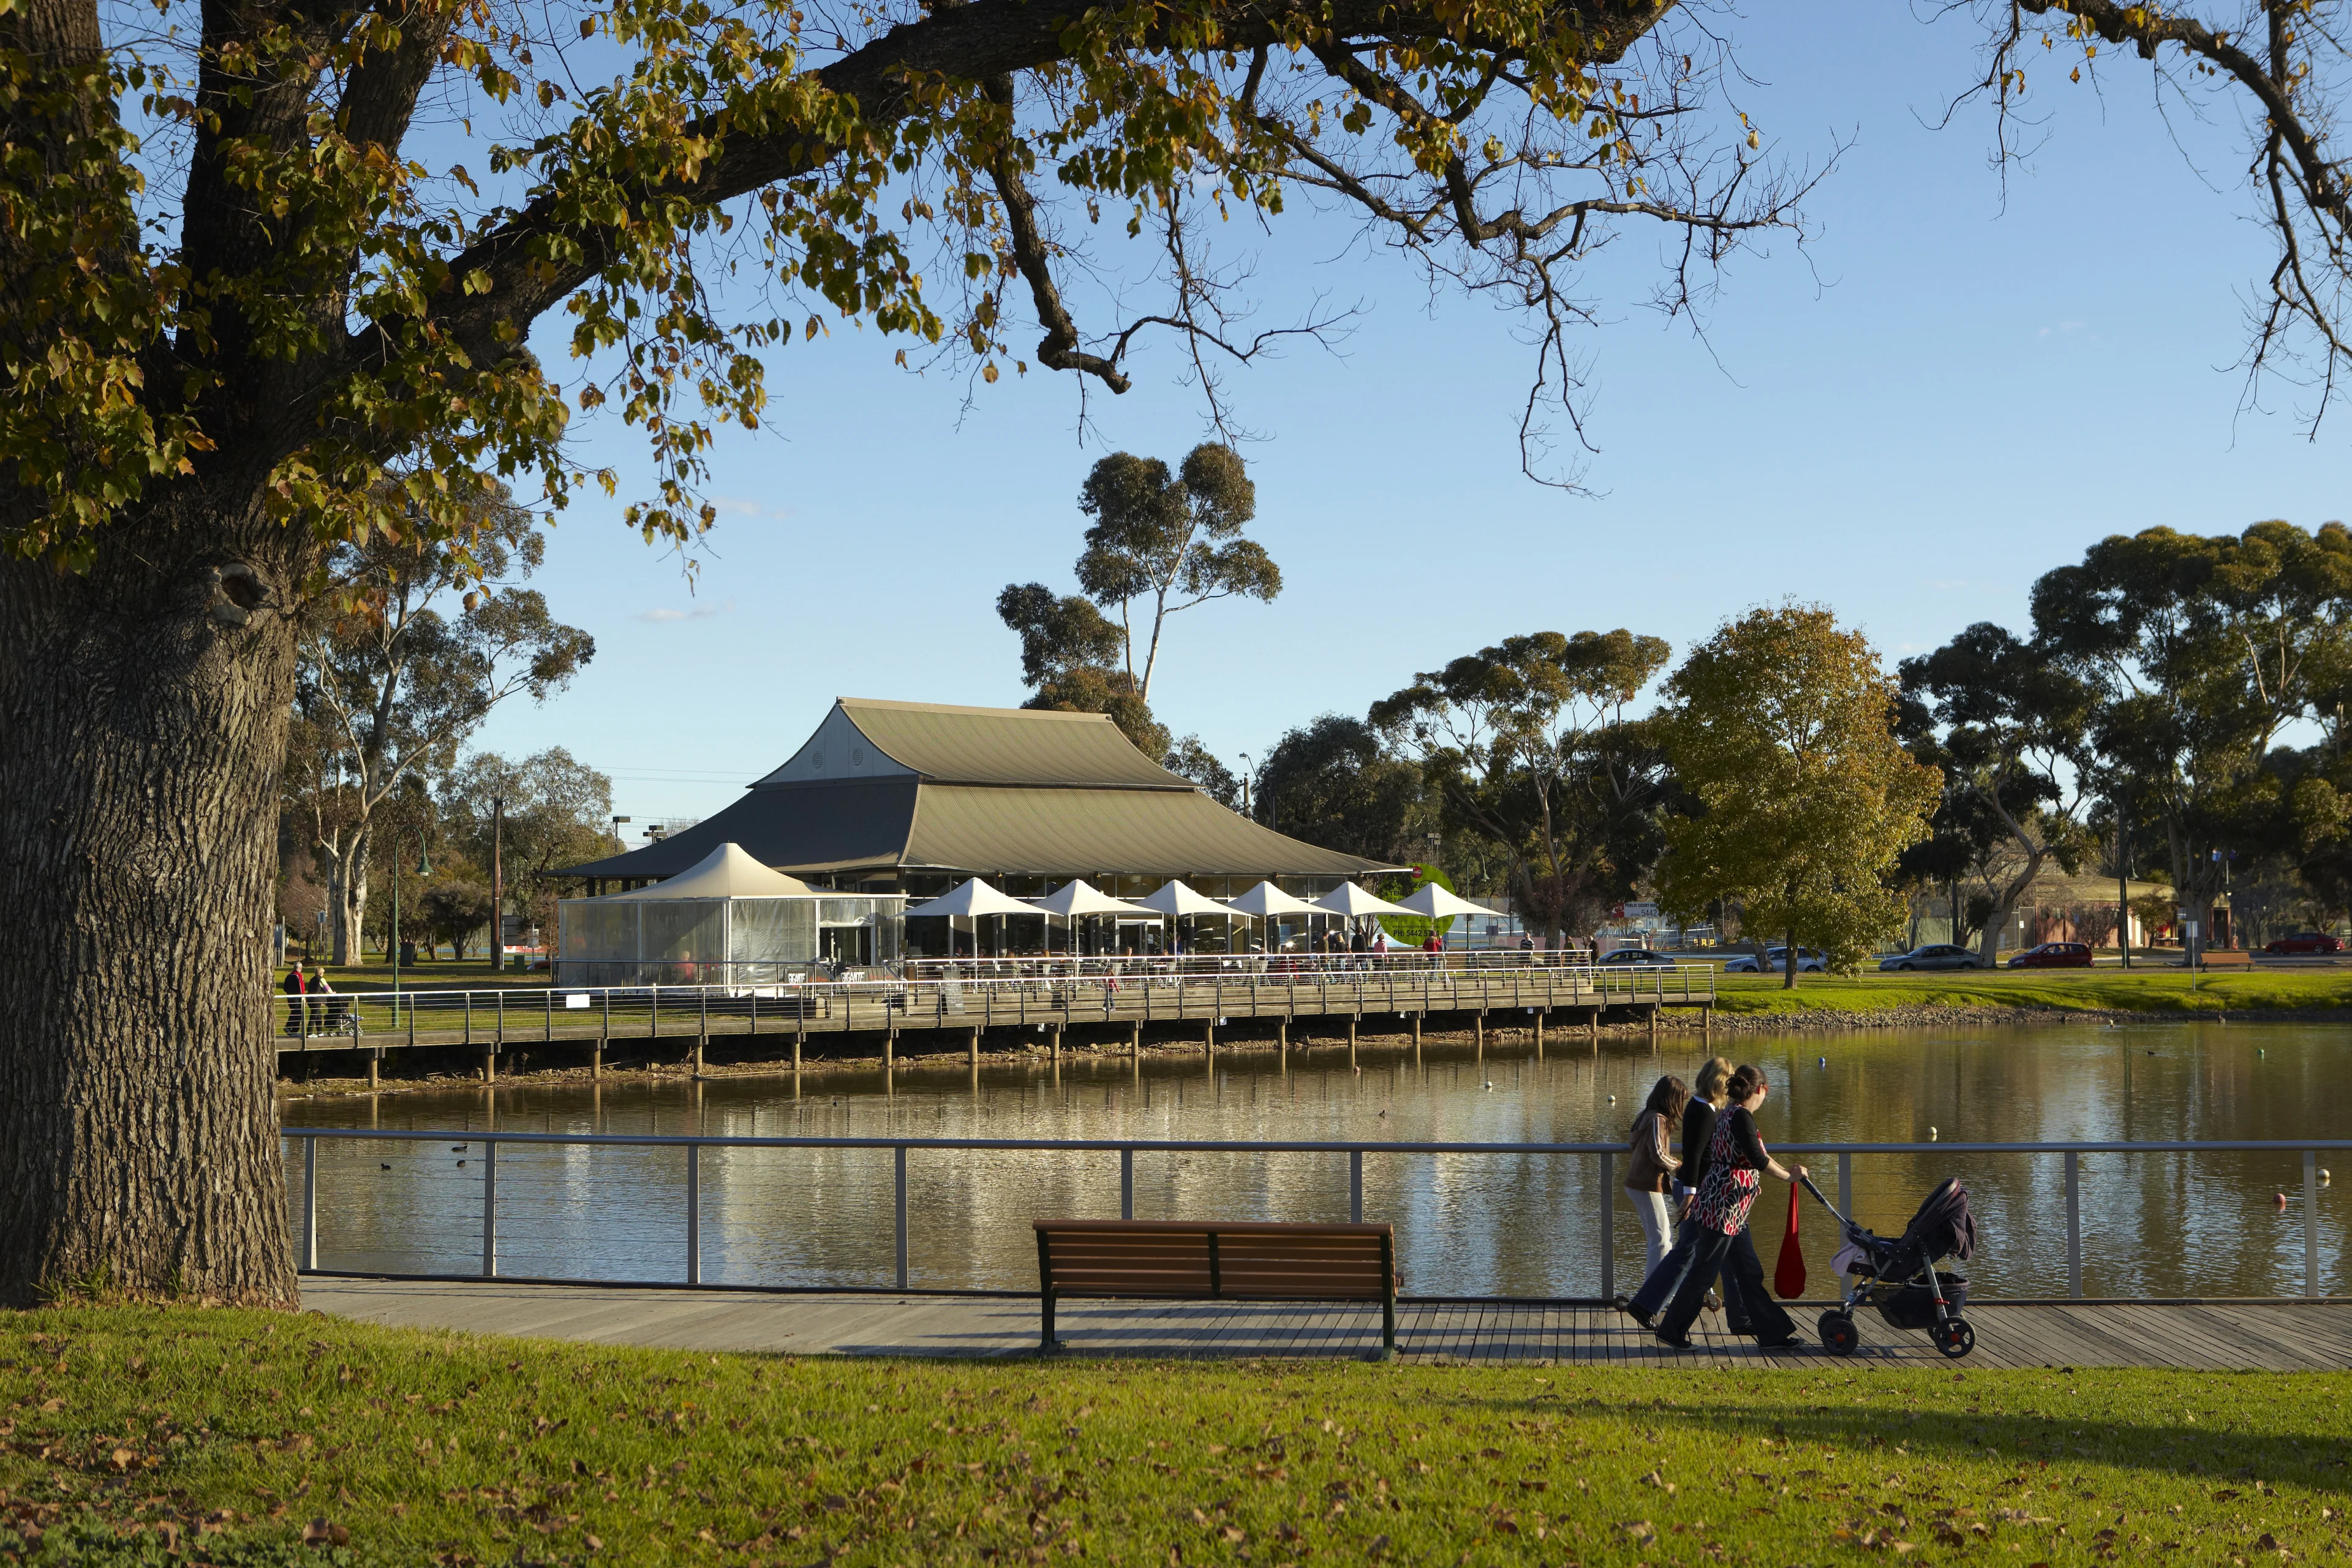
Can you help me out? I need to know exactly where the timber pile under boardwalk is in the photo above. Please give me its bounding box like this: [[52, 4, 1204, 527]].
[[273, 964, 1715, 1084], [301, 1278, 2352, 1371]]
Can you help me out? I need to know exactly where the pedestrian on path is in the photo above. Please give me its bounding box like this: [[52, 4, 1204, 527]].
[[281, 960, 310, 1037], [1624, 1075, 1689, 1274], [1644, 1064, 1806, 1349]]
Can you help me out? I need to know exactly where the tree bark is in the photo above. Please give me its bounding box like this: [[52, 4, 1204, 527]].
[[1783, 924, 1798, 990], [0, 491, 305, 1307]]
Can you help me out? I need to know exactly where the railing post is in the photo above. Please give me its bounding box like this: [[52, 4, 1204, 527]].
[[1599, 1149, 1615, 1302], [1121, 1147, 1134, 1220], [481, 1138, 497, 1279], [894, 1145, 909, 1290], [2307, 1150, 2321, 1299], [300, 1134, 317, 1272], [1837, 1150, 1852, 1221], [1350, 1149, 1363, 1224], [2064, 1150, 2081, 1298], [687, 1142, 702, 1286]]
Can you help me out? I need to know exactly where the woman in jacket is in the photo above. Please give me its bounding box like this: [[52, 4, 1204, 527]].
[[1650, 1063, 1806, 1348], [1623, 1075, 1689, 1273]]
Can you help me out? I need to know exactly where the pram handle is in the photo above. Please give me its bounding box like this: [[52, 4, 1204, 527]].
[[1797, 1171, 1850, 1226]]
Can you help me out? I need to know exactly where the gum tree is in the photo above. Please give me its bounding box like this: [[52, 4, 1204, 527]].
[[3, 0, 2350, 1304]]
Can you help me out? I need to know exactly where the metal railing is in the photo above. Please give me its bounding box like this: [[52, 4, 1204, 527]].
[[282, 1129, 2346, 1301], [270, 960, 1716, 1053]]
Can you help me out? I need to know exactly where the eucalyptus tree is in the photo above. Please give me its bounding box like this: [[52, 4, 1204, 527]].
[[2032, 521, 2352, 956], [1371, 630, 1670, 949], [292, 489, 593, 967], [1899, 622, 2097, 965], [1254, 714, 1431, 862], [1072, 444, 1276, 703], [3, 0, 2348, 1305]]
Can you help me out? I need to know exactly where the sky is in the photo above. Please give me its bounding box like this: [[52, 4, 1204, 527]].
[[459, 0, 2352, 834]]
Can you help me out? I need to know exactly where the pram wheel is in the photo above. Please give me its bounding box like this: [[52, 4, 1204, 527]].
[[1818, 1310, 1860, 1355], [1932, 1317, 1975, 1359]]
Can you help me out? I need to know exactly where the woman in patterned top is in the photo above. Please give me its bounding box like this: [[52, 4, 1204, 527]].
[[1651, 1063, 1806, 1349]]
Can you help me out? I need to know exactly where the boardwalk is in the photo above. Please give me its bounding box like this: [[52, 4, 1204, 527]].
[[301, 1277, 2352, 1371]]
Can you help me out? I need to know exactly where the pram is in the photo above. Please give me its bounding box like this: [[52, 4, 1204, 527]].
[[1797, 1173, 1978, 1359]]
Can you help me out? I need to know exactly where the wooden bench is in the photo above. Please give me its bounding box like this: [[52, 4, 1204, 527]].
[[2184, 949, 2254, 969], [1033, 1219, 1399, 1357]]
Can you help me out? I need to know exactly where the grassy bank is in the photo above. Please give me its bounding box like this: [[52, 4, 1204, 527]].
[[4, 1307, 2348, 1566], [1712, 967, 2352, 1020]]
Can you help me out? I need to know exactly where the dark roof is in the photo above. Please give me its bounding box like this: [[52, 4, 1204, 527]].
[[840, 698, 1189, 788], [558, 698, 1400, 881]]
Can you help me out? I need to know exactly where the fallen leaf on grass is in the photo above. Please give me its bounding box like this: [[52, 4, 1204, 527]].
[[1619, 1520, 1657, 1547], [301, 1518, 350, 1548]]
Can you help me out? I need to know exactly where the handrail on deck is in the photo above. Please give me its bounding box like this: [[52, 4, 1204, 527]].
[[280, 1127, 2343, 1303], [268, 959, 1717, 1054]]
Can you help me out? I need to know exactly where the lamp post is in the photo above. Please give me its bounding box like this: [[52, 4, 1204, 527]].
[[488, 793, 504, 974], [1238, 753, 1252, 820]]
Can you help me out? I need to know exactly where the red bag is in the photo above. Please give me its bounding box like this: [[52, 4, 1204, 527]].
[[1773, 1183, 1807, 1298]]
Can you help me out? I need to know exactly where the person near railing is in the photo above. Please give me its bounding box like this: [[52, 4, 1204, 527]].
[[282, 959, 312, 1038], [1629, 1063, 1807, 1350], [1624, 1075, 1690, 1275]]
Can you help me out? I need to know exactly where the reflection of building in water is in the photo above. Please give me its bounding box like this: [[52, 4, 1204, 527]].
[[556, 698, 1398, 957]]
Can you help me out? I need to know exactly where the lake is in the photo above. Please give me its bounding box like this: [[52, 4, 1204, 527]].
[[281, 1018, 2347, 1300]]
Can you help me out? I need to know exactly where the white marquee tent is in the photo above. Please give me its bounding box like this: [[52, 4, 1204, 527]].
[[557, 842, 903, 987]]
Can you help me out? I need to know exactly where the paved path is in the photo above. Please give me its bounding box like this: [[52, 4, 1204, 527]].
[[300, 1277, 2352, 1370]]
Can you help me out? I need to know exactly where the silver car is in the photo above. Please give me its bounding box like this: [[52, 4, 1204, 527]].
[[1725, 945, 1826, 973], [1879, 943, 1985, 972]]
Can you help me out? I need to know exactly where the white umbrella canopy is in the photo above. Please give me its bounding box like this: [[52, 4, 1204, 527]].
[[1030, 879, 1164, 921], [1225, 880, 1324, 919], [1139, 880, 1235, 919], [1314, 883, 1414, 919], [1394, 883, 1490, 920], [902, 878, 1036, 920]]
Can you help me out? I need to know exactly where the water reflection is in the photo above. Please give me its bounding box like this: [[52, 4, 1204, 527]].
[[282, 1020, 2348, 1299]]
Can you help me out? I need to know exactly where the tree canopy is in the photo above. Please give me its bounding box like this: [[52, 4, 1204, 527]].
[[1371, 628, 1668, 947], [1656, 606, 1939, 984]]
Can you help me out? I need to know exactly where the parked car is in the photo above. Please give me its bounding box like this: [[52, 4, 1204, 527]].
[[1877, 943, 1985, 972], [1725, 946, 1827, 974], [2264, 930, 2345, 955], [1598, 947, 1679, 967], [2007, 941, 2093, 969]]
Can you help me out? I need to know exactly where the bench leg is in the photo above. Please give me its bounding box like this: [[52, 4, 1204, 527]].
[[1040, 1291, 1057, 1355], [1382, 1293, 1395, 1360]]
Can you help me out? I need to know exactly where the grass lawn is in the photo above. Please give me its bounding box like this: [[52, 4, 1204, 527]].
[[3, 1307, 2347, 1566], [274, 961, 549, 996], [1711, 967, 2352, 1019]]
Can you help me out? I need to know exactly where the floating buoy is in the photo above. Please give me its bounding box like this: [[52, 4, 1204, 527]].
[[1607, 1093, 1616, 1103], [1485, 1081, 1496, 1091], [2258, 1048, 2267, 1058], [2274, 1192, 2289, 1208], [1929, 1127, 1939, 1142], [1819, 1056, 1827, 1067], [2321, 1169, 2333, 1184]]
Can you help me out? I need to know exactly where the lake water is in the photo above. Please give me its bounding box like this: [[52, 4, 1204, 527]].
[[281, 1019, 2349, 1300]]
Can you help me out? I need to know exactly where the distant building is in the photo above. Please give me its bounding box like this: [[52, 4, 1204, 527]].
[[557, 698, 1400, 954]]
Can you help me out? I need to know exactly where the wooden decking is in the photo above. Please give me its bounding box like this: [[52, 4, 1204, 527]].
[[300, 1276, 2352, 1370], [274, 964, 1712, 1069]]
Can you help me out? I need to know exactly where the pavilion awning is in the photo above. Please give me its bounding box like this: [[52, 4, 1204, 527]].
[[1314, 883, 1414, 919], [1139, 880, 1238, 919], [1393, 883, 1490, 919], [902, 878, 1036, 920], [1225, 880, 1325, 921], [1028, 879, 1164, 922]]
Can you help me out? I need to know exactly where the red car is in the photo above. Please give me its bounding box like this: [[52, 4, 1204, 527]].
[[2264, 931, 2344, 955], [2006, 941, 2092, 968]]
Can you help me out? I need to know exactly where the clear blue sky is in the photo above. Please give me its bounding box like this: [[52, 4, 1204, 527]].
[[466, 2, 2350, 831]]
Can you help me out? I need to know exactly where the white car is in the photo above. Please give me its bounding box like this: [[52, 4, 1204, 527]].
[[1724, 946, 1827, 974]]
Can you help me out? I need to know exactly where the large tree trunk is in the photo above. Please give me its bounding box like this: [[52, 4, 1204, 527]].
[[0, 496, 304, 1308], [328, 826, 369, 967]]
